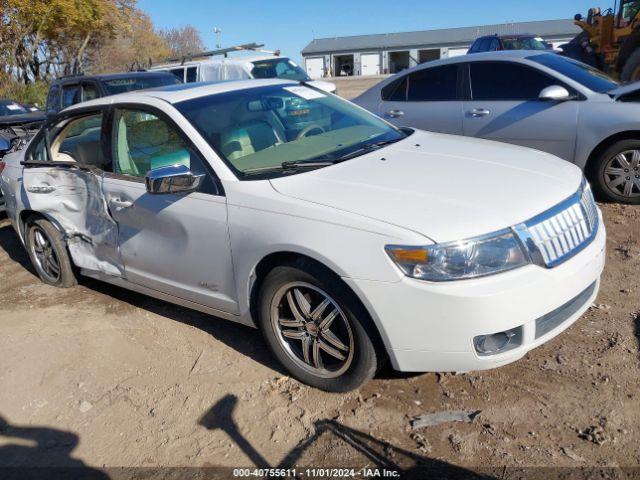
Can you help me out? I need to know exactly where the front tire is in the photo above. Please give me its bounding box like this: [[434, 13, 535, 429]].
[[25, 217, 77, 288], [621, 48, 640, 83], [590, 139, 640, 204], [257, 261, 378, 392]]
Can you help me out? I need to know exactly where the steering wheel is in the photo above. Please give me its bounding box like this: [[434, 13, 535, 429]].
[[297, 124, 325, 140]]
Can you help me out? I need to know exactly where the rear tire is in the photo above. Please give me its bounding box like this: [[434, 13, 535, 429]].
[[257, 260, 378, 392], [589, 139, 640, 204], [24, 217, 77, 288]]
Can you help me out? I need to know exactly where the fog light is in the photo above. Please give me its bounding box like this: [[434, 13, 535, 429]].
[[474, 327, 523, 356]]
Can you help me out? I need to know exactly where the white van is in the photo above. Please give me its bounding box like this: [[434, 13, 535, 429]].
[[150, 55, 337, 94]]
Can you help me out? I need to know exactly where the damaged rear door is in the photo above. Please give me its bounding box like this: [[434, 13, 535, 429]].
[[20, 110, 123, 277]]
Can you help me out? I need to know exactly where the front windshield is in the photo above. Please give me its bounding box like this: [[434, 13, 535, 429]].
[[528, 53, 620, 93], [176, 84, 407, 179], [0, 101, 29, 116], [103, 75, 181, 95], [251, 58, 310, 81], [502, 37, 549, 50]]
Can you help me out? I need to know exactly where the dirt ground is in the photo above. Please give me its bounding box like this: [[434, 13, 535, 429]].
[[1, 79, 639, 478]]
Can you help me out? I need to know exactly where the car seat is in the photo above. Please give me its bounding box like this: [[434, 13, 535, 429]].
[[220, 119, 281, 162]]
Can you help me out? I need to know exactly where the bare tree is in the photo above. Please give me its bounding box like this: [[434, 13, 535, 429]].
[[159, 25, 205, 58]]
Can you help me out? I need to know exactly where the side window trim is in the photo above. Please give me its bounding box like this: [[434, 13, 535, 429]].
[[104, 103, 224, 196]]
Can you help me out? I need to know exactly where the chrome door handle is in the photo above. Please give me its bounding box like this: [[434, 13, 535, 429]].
[[386, 110, 404, 118], [26, 186, 56, 194], [110, 198, 133, 209], [469, 108, 491, 117]]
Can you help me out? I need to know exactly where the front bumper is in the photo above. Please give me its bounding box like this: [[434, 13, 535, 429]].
[[344, 214, 606, 372]]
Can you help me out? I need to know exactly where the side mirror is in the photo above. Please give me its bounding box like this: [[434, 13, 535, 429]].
[[539, 85, 572, 101], [145, 164, 203, 195]]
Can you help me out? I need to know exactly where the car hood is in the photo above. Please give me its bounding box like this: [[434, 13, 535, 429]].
[[270, 130, 582, 243], [0, 111, 46, 126], [307, 80, 337, 94], [608, 81, 640, 100]]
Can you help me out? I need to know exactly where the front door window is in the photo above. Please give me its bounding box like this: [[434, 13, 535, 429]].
[[111, 108, 216, 193]]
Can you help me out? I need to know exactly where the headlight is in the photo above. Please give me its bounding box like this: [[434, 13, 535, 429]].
[[385, 229, 529, 282]]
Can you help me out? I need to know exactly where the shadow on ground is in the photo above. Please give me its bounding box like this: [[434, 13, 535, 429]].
[[200, 394, 495, 480], [0, 221, 287, 375], [0, 415, 109, 479]]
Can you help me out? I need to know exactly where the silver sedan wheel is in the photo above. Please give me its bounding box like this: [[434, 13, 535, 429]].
[[29, 226, 61, 283], [270, 282, 355, 378], [604, 150, 640, 198]]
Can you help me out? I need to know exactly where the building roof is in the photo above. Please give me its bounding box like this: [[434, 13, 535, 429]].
[[301, 19, 580, 55]]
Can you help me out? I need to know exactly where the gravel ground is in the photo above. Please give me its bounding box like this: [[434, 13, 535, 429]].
[[0, 79, 639, 478]]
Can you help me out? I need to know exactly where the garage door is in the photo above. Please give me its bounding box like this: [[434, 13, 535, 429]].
[[447, 48, 468, 58], [305, 57, 325, 79], [361, 54, 380, 76]]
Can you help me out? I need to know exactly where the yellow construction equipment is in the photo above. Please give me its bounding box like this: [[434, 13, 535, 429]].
[[564, 0, 640, 81]]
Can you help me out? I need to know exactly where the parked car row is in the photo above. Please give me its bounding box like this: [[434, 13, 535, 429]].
[[354, 50, 640, 204], [0, 100, 47, 212], [0, 74, 605, 390]]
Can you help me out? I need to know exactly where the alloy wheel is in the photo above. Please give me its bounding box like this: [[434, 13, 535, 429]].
[[603, 149, 640, 199], [30, 226, 61, 283], [270, 282, 354, 378]]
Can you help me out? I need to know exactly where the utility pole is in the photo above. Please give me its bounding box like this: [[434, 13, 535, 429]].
[[213, 27, 222, 49]]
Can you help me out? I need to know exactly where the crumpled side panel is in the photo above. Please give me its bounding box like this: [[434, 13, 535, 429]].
[[21, 168, 123, 276]]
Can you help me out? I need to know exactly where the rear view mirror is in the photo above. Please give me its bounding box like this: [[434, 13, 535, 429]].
[[539, 85, 572, 101], [145, 164, 203, 195]]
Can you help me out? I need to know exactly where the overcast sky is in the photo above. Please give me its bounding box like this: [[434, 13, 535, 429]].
[[138, 0, 602, 61]]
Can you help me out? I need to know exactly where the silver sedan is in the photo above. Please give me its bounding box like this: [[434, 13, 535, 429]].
[[353, 50, 640, 204]]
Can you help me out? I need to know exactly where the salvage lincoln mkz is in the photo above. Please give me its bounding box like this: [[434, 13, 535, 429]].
[[0, 80, 605, 391]]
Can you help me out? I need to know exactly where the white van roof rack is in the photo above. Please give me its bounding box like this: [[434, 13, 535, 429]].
[[162, 43, 280, 65]]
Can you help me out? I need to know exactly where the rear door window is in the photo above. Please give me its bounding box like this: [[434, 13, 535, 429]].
[[407, 65, 458, 101], [470, 62, 557, 100], [51, 113, 104, 167]]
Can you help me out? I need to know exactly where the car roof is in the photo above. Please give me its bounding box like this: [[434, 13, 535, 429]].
[[63, 78, 296, 111], [412, 50, 551, 68], [477, 33, 539, 39], [150, 55, 288, 69], [53, 71, 176, 84]]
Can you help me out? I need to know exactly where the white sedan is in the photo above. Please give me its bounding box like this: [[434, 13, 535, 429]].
[[0, 80, 605, 391]]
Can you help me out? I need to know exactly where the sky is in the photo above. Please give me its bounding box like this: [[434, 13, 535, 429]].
[[137, 0, 604, 62]]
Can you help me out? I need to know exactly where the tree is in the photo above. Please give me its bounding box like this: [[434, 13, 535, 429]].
[[160, 25, 205, 58], [0, 0, 168, 82], [91, 10, 171, 73]]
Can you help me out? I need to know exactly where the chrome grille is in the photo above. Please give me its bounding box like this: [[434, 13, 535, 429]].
[[520, 181, 599, 268]]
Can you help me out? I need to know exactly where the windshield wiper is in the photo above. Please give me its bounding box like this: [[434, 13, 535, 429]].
[[280, 159, 335, 169], [333, 139, 401, 162], [242, 160, 334, 176]]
